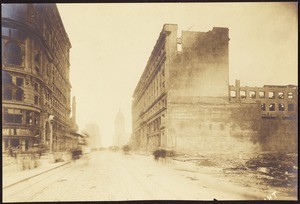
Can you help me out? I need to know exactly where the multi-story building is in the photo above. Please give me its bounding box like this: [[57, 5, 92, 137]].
[[82, 123, 102, 150], [113, 109, 128, 147], [229, 80, 298, 119], [132, 24, 297, 155], [2, 4, 77, 153], [132, 24, 246, 153]]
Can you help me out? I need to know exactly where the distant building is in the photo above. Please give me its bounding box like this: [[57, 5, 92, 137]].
[[2, 4, 77, 153], [82, 123, 102, 150], [70, 96, 79, 132], [113, 110, 128, 147]]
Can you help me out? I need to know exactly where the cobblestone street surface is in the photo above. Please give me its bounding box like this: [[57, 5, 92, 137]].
[[2, 151, 296, 202]]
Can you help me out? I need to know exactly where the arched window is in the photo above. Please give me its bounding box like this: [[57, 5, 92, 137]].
[[4, 41, 23, 65]]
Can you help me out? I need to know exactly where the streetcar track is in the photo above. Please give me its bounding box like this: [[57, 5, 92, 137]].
[[25, 162, 85, 201], [3, 161, 84, 202]]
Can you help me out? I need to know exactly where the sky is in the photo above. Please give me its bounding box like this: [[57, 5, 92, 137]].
[[57, 2, 298, 147]]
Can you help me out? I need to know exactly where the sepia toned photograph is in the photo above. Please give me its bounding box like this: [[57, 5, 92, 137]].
[[1, 2, 298, 202]]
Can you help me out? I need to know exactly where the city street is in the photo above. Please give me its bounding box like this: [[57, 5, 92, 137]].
[[3, 151, 267, 202]]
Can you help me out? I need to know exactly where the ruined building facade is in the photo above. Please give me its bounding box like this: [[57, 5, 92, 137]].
[[132, 24, 297, 155], [2, 4, 77, 153], [229, 80, 298, 152]]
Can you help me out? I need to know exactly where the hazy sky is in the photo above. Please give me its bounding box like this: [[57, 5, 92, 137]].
[[57, 2, 298, 147]]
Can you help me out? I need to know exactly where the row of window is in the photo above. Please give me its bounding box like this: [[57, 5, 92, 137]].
[[147, 114, 165, 134], [3, 108, 40, 125], [261, 103, 295, 112], [230, 90, 294, 100]]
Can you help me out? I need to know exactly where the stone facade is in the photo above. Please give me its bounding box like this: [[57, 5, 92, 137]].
[[131, 24, 297, 155], [2, 4, 77, 153]]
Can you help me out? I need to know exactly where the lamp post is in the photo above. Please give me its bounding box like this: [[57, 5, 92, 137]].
[[49, 115, 54, 153]]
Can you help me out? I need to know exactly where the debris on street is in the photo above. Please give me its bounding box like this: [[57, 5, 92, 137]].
[[245, 152, 298, 187]]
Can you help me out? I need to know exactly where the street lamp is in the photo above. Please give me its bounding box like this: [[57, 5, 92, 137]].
[[49, 115, 54, 153]]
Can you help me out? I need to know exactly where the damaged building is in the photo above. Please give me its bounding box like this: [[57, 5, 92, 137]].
[[229, 81, 298, 152], [131, 24, 298, 155], [2, 4, 78, 153]]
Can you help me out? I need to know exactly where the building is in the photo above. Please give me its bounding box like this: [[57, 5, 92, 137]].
[[82, 123, 102, 150], [229, 80, 298, 119], [70, 96, 79, 133], [229, 80, 298, 152], [2, 4, 77, 153], [132, 24, 297, 155], [112, 109, 128, 147]]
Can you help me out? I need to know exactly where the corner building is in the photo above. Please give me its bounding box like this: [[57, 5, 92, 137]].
[[132, 24, 262, 155], [2, 4, 76, 153]]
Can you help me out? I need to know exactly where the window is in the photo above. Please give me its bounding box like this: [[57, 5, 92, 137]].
[[3, 88, 13, 100], [16, 78, 23, 86], [249, 91, 256, 99], [261, 103, 266, 111], [26, 111, 33, 124], [15, 88, 23, 101], [230, 90, 237, 98], [268, 92, 275, 99], [259, 91, 265, 99], [34, 82, 39, 92], [278, 92, 284, 99], [287, 92, 294, 99], [2, 71, 13, 85], [240, 90, 246, 99], [3, 108, 23, 124], [34, 53, 40, 64], [288, 104, 294, 111], [269, 103, 275, 111], [35, 66, 40, 74], [34, 96, 39, 105], [4, 41, 23, 65], [34, 112, 40, 125], [279, 104, 285, 111]]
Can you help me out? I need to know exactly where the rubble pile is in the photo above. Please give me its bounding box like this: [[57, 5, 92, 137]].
[[245, 152, 298, 187]]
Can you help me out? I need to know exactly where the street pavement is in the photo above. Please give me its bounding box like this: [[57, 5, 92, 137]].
[[3, 150, 274, 202]]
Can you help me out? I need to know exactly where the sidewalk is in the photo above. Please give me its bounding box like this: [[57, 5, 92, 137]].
[[3, 156, 71, 188]]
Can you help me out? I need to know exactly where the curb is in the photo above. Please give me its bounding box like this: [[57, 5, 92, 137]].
[[3, 161, 71, 189]]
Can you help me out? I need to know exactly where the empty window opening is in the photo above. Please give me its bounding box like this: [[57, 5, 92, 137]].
[[278, 92, 284, 99], [261, 103, 266, 111], [287, 92, 294, 99], [269, 103, 275, 111], [288, 104, 294, 111], [249, 91, 256, 99], [279, 104, 285, 111], [240, 91, 246, 99], [268, 92, 275, 99], [230, 90, 237, 98], [259, 91, 265, 99]]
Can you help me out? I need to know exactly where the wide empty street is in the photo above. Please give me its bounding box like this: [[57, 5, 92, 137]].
[[4, 151, 263, 202]]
